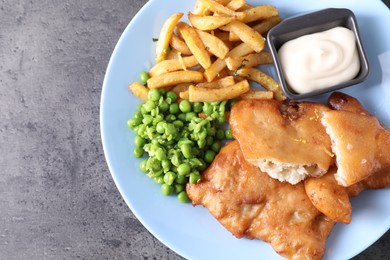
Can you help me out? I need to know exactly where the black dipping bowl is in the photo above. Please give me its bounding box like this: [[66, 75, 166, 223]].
[[267, 8, 370, 100]]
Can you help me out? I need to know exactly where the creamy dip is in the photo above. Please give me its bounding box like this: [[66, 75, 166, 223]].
[[278, 27, 360, 94]]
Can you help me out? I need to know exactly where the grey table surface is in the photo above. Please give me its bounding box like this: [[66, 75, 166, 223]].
[[1, 0, 389, 259]]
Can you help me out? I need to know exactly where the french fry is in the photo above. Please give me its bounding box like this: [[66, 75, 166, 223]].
[[193, 0, 212, 15], [235, 67, 286, 101], [196, 76, 235, 88], [128, 82, 149, 102], [226, 0, 246, 11], [198, 0, 245, 20], [204, 42, 253, 82], [229, 15, 282, 41], [171, 83, 191, 96], [239, 90, 274, 100], [177, 22, 211, 69], [225, 52, 273, 70], [179, 90, 190, 99], [149, 55, 200, 77], [147, 71, 204, 89], [222, 21, 264, 53], [213, 31, 230, 41], [241, 5, 278, 23], [165, 48, 179, 60], [155, 13, 183, 63], [196, 29, 229, 59], [170, 34, 192, 55], [188, 12, 235, 31], [214, 0, 232, 4], [189, 79, 250, 102], [252, 15, 282, 34]]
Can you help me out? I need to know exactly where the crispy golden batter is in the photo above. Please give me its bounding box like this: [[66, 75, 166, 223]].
[[305, 92, 390, 223], [322, 93, 390, 187], [187, 141, 335, 260], [304, 170, 352, 224], [229, 99, 333, 184]]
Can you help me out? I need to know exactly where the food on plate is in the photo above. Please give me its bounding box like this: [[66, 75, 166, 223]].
[[132, 0, 285, 102], [278, 27, 360, 94], [229, 99, 334, 184], [221, 20, 265, 53], [322, 109, 390, 186], [127, 87, 234, 202], [155, 12, 184, 63], [304, 92, 390, 223], [187, 141, 335, 260], [188, 79, 250, 102], [128, 82, 149, 102], [234, 67, 286, 101], [304, 169, 352, 224]]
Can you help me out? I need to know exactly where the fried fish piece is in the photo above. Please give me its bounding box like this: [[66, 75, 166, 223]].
[[304, 170, 352, 224], [187, 141, 335, 260], [322, 101, 390, 187], [305, 92, 390, 223], [305, 166, 390, 224], [229, 99, 333, 184]]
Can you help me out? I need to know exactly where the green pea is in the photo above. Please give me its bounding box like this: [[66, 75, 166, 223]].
[[216, 114, 226, 124], [204, 150, 216, 163], [211, 141, 221, 153], [189, 172, 201, 184], [177, 163, 191, 176], [161, 159, 171, 172], [156, 121, 165, 134], [164, 171, 176, 185], [127, 119, 136, 129], [140, 159, 148, 172], [175, 174, 187, 184], [133, 147, 144, 158], [143, 100, 156, 112], [173, 120, 184, 128], [134, 135, 146, 147], [159, 101, 169, 112], [185, 112, 197, 121], [197, 139, 206, 149], [203, 102, 213, 115], [169, 103, 180, 114], [178, 113, 187, 121], [161, 184, 173, 196], [181, 144, 193, 159], [179, 100, 192, 113], [140, 71, 149, 83], [154, 176, 165, 184], [166, 91, 178, 103], [177, 191, 189, 203], [159, 88, 167, 96], [165, 114, 176, 122], [225, 129, 233, 139], [164, 123, 176, 135], [174, 184, 185, 194], [206, 136, 213, 146], [156, 148, 166, 160], [134, 111, 143, 119], [193, 102, 203, 113], [148, 89, 161, 101], [216, 129, 225, 140]]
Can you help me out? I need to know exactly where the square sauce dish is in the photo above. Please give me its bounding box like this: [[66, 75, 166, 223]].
[[267, 8, 370, 100]]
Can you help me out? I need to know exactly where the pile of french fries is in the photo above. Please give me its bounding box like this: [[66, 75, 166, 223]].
[[129, 0, 286, 103]]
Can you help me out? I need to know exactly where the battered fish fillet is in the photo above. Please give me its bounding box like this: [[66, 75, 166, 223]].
[[229, 99, 333, 184], [304, 168, 352, 224], [305, 92, 390, 223], [304, 167, 390, 224], [322, 96, 390, 187], [187, 141, 335, 260]]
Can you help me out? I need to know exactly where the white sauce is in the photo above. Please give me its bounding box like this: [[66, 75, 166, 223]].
[[278, 27, 360, 94]]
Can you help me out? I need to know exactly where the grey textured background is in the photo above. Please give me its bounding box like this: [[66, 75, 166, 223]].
[[0, 0, 389, 259]]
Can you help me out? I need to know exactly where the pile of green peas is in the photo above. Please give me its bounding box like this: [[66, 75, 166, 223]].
[[127, 78, 234, 203]]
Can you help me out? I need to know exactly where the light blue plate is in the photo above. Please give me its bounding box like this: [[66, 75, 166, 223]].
[[100, 1, 390, 259]]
